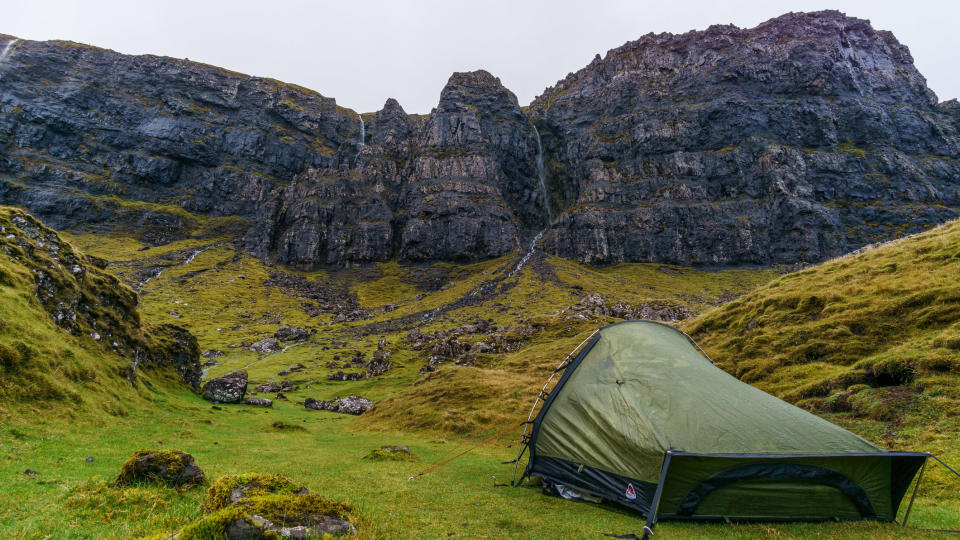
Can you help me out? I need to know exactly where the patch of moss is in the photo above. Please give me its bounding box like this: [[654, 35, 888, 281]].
[[202, 473, 309, 512], [362, 447, 416, 462]]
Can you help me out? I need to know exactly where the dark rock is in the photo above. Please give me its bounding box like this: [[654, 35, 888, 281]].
[[202, 371, 248, 403], [115, 449, 204, 487], [85, 456, 94, 463], [327, 371, 363, 381], [24, 469, 38, 476], [254, 380, 297, 393], [202, 349, 224, 358], [531, 11, 960, 266], [1, 12, 958, 269], [563, 293, 694, 322], [274, 325, 311, 342], [304, 395, 372, 415]]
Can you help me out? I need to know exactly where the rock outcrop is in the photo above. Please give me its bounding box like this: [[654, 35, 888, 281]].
[[2, 11, 959, 268], [0, 206, 202, 388], [530, 11, 960, 265]]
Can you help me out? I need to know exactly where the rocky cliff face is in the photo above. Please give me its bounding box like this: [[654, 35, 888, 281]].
[[530, 10, 960, 264], [2, 10, 959, 268]]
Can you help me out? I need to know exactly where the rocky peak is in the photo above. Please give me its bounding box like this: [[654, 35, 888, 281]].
[[436, 70, 520, 111], [534, 10, 936, 112], [529, 10, 960, 266], [369, 98, 413, 145]]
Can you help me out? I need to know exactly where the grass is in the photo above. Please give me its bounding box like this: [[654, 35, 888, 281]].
[[685, 218, 960, 510], [4, 392, 953, 539], [2, 203, 958, 538]]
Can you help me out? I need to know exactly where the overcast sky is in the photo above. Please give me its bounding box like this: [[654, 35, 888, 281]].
[[3, 0, 958, 113]]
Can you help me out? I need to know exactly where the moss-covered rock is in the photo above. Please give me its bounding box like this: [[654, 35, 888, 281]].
[[202, 473, 309, 513], [114, 449, 204, 488], [182, 493, 355, 539], [363, 445, 416, 462]]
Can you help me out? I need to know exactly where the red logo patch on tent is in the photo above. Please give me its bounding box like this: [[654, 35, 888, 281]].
[[625, 483, 637, 500]]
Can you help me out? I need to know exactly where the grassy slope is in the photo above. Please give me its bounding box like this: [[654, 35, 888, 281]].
[[4, 210, 958, 538], [685, 219, 960, 526], [0, 208, 189, 419]]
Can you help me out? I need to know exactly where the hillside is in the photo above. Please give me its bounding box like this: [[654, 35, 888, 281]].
[[0, 206, 201, 419], [685, 218, 960, 512], [2, 10, 959, 268]]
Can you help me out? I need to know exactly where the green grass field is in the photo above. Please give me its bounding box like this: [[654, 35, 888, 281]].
[[1, 206, 958, 538]]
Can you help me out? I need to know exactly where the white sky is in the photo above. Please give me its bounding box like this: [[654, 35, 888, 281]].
[[3, 0, 958, 113]]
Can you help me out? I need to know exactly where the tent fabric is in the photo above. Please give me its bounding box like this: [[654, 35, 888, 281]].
[[522, 320, 927, 523]]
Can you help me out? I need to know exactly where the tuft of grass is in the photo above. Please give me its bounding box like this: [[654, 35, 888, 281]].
[[363, 447, 417, 462]]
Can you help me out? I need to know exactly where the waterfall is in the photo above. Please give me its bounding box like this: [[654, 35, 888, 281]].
[[138, 243, 217, 289], [532, 125, 552, 223], [501, 125, 555, 278], [0, 39, 19, 66], [357, 114, 365, 148], [507, 229, 546, 277]]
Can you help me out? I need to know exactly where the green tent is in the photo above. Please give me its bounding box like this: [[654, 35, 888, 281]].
[[518, 321, 927, 536]]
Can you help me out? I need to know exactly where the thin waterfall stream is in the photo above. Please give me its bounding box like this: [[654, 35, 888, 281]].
[[508, 125, 553, 277]]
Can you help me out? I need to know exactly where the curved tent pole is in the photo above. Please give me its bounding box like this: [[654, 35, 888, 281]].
[[510, 329, 599, 486], [679, 329, 714, 364]]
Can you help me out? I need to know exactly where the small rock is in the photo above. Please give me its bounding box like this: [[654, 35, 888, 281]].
[[85, 456, 95, 463], [274, 325, 311, 342], [304, 395, 373, 415], [24, 469, 38, 476], [243, 397, 273, 407]]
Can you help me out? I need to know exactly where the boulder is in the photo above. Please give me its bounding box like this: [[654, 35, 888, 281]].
[[243, 397, 273, 407], [115, 449, 204, 487], [202, 371, 248, 403], [303, 395, 372, 415], [336, 395, 374, 415], [250, 338, 281, 354], [274, 325, 311, 342]]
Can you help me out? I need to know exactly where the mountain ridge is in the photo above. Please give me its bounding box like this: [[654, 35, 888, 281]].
[[1, 10, 958, 269]]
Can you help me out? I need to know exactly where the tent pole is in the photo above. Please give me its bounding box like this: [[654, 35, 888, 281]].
[[642, 451, 673, 540], [902, 457, 927, 528], [511, 329, 598, 485]]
